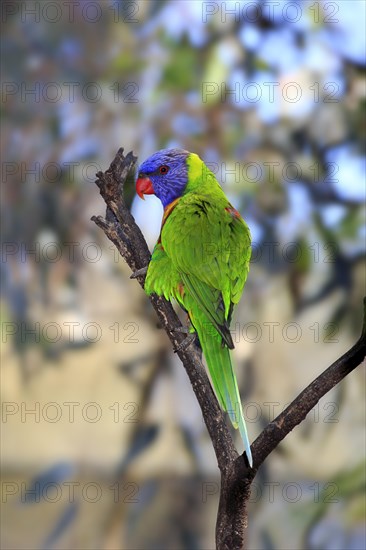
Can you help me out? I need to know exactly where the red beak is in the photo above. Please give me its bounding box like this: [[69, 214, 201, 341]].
[[136, 176, 155, 199]]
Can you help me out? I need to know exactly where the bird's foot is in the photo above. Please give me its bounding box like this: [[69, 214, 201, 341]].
[[130, 266, 148, 279], [174, 333, 196, 353], [171, 326, 190, 335], [171, 313, 193, 335]]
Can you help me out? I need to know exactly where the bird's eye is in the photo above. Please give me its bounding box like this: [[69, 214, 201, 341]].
[[159, 165, 169, 175]]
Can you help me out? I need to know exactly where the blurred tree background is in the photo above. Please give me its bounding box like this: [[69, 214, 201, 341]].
[[1, 1, 365, 549]]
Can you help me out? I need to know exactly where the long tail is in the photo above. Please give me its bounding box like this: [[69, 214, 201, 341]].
[[197, 324, 253, 468]]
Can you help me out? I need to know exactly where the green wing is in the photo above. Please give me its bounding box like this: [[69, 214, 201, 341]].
[[161, 192, 251, 343], [144, 241, 181, 300]]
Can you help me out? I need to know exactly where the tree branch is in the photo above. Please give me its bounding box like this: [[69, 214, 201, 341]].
[[251, 315, 366, 471], [92, 148, 365, 550]]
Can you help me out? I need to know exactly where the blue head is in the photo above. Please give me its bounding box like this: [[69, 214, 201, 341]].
[[136, 148, 189, 208]]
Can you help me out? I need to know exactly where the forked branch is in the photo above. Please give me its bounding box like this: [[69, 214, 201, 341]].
[[92, 148, 365, 550]]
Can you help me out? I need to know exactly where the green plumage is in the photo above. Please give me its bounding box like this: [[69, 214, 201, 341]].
[[144, 153, 252, 466]]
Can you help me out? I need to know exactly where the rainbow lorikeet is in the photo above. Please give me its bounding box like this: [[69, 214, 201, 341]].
[[136, 149, 252, 467]]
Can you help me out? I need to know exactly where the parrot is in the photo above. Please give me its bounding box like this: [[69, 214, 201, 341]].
[[135, 149, 253, 467]]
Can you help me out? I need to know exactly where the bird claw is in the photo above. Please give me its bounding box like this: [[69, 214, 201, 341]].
[[174, 333, 196, 353], [130, 266, 148, 279], [171, 326, 190, 335]]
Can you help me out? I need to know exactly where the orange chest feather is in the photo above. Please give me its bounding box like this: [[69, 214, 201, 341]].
[[158, 197, 180, 246]]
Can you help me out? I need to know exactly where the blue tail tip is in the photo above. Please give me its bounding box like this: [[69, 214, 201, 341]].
[[246, 451, 253, 469]]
